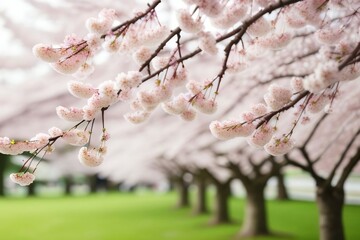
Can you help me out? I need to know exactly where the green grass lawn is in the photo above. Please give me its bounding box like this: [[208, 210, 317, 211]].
[[0, 192, 359, 240]]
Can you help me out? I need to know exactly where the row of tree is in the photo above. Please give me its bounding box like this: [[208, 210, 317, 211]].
[[153, 112, 360, 240]]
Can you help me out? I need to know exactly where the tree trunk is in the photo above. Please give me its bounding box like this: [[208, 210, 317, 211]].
[[194, 175, 208, 214], [64, 176, 73, 195], [89, 175, 97, 193], [0, 154, 8, 196], [175, 177, 190, 208], [212, 182, 230, 224], [240, 182, 269, 237], [167, 178, 175, 192], [316, 186, 345, 240], [27, 181, 36, 196], [276, 171, 289, 200]]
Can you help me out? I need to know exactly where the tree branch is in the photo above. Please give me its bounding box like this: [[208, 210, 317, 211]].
[[336, 147, 360, 188], [325, 128, 360, 188], [284, 154, 309, 172], [202, 168, 220, 185], [298, 148, 324, 184], [225, 160, 250, 184], [338, 42, 360, 71], [256, 90, 310, 128], [140, 0, 302, 85], [214, 0, 303, 93], [301, 113, 328, 150], [139, 27, 181, 72], [101, 0, 162, 39]]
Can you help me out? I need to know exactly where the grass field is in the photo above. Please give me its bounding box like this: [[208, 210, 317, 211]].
[[0, 192, 359, 240]]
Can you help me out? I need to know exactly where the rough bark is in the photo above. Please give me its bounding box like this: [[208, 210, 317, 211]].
[[240, 182, 269, 237], [89, 175, 98, 193], [64, 176, 73, 195], [0, 154, 8, 196], [276, 171, 289, 200], [194, 173, 208, 214], [212, 181, 231, 224], [175, 177, 190, 208], [316, 186, 345, 240], [27, 181, 36, 196]]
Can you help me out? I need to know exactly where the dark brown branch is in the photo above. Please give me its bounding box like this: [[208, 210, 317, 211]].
[[202, 168, 220, 185], [225, 160, 250, 184], [301, 114, 328, 150], [284, 154, 308, 171], [338, 42, 360, 70], [140, 0, 302, 85], [285, 154, 324, 184], [215, 0, 303, 44], [346, 56, 360, 66], [256, 90, 310, 129], [141, 48, 202, 83], [215, 0, 303, 92], [299, 147, 324, 184], [283, 49, 319, 66], [336, 147, 360, 188], [139, 27, 181, 72], [325, 128, 360, 187], [313, 117, 354, 163], [100, 0, 162, 39]]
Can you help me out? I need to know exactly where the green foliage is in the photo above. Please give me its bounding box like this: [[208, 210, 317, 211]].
[[0, 193, 359, 240]]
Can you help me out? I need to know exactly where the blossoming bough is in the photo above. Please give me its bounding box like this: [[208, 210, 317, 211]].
[[0, 0, 359, 187]]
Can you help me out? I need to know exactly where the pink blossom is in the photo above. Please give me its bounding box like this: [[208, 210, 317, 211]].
[[124, 111, 151, 124], [56, 106, 84, 122], [264, 136, 295, 156], [152, 56, 170, 70], [62, 129, 90, 146], [247, 124, 274, 147], [193, 96, 217, 114], [161, 93, 189, 115], [115, 71, 143, 90], [137, 90, 161, 111], [50, 49, 89, 75], [72, 63, 95, 80], [316, 27, 344, 45], [86, 17, 113, 35], [176, 9, 203, 34], [291, 77, 304, 93], [306, 95, 330, 114], [247, 17, 271, 37], [78, 147, 104, 167], [256, 32, 293, 50], [198, 31, 218, 55], [82, 105, 99, 121], [133, 46, 152, 65], [180, 108, 197, 121], [264, 84, 292, 111], [67, 81, 96, 99], [251, 103, 268, 117], [209, 120, 255, 140], [197, 0, 223, 17], [32, 44, 62, 63], [10, 172, 35, 186], [48, 127, 63, 138], [211, 0, 248, 29], [167, 67, 188, 88]]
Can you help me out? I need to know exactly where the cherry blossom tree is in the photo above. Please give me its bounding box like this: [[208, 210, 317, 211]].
[[1, 0, 358, 186], [0, 1, 359, 239], [195, 139, 288, 236], [219, 150, 285, 236], [284, 95, 360, 240], [153, 157, 192, 208]]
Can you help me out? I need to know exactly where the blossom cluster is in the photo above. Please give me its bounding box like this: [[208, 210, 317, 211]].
[[4, 0, 360, 185], [209, 79, 339, 156]]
